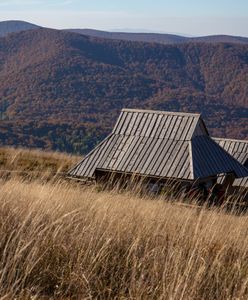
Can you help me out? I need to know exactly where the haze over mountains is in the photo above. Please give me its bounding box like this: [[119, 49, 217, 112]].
[[1, 20, 248, 44], [68, 29, 248, 45], [0, 21, 247, 153]]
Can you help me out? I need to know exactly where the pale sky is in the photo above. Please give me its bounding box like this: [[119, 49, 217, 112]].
[[0, 0, 248, 36]]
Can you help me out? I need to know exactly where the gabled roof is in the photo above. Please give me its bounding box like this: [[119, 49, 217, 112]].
[[69, 109, 248, 181], [214, 138, 248, 188]]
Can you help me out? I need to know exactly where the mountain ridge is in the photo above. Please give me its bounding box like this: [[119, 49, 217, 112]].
[[1, 20, 248, 45], [67, 28, 248, 45]]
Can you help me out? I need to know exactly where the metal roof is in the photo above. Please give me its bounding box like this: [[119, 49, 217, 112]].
[[112, 109, 206, 140], [71, 135, 193, 180], [69, 109, 248, 181], [214, 138, 248, 188]]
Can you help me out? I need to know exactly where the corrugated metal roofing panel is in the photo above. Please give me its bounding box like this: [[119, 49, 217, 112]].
[[140, 113, 154, 137], [179, 117, 195, 141], [136, 138, 160, 174], [70, 134, 118, 178], [159, 141, 184, 177], [192, 136, 248, 179], [123, 137, 145, 172], [153, 139, 176, 176], [214, 138, 248, 187], [94, 137, 192, 180], [111, 135, 135, 171], [148, 138, 174, 176], [98, 135, 124, 170], [235, 177, 248, 188], [128, 137, 154, 173], [214, 138, 248, 157], [150, 114, 164, 138], [140, 138, 165, 174], [233, 152, 248, 165], [166, 141, 189, 178], [112, 111, 124, 133], [116, 136, 142, 171], [178, 155, 192, 180], [113, 109, 201, 140], [105, 135, 129, 171]]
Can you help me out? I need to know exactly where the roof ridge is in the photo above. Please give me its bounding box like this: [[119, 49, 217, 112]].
[[122, 108, 201, 117], [213, 137, 248, 144]]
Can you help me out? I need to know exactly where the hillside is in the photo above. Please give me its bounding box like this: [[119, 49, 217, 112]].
[[68, 28, 248, 45], [0, 20, 40, 37], [0, 28, 247, 153]]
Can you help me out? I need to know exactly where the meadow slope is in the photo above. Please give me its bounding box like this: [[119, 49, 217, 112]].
[[0, 148, 247, 299]]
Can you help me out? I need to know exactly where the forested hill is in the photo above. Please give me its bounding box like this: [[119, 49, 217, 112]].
[[1, 20, 248, 44], [0, 28, 247, 153]]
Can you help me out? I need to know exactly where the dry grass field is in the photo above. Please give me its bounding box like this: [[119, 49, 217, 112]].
[[0, 148, 247, 299], [0, 147, 80, 181]]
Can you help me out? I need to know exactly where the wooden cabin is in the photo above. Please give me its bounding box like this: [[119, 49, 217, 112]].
[[69, 109, 248, 193], [214, 138, 248, 190]]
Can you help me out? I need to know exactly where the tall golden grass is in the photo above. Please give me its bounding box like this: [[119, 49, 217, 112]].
[[0, 178, 248, 299]]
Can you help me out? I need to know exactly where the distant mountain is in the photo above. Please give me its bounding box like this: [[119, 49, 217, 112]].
[[0, 20, 40, 37], [190, 35, 248, 44], [1, 21, 248, 45], [67, 29, 248, 45], [66, 29, 188, 44], [0, 28, 247, 153]]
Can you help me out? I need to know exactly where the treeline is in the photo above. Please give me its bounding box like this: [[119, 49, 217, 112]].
[[0, 121, 108, 154]]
